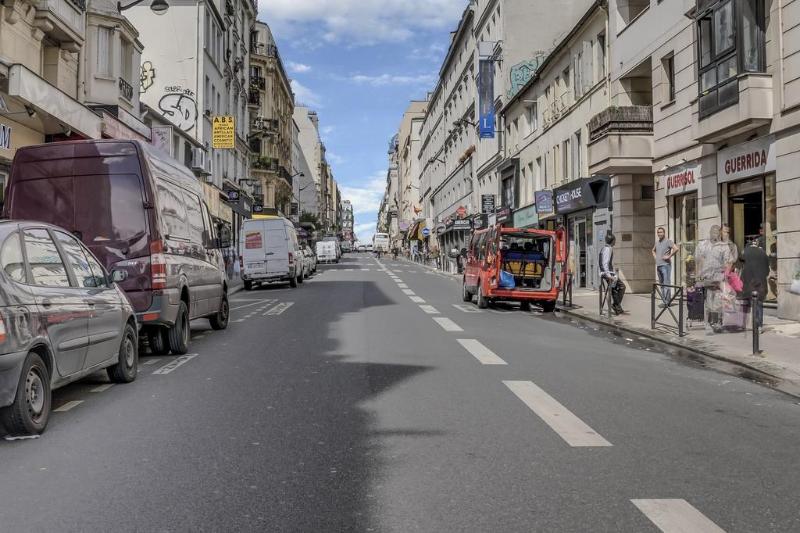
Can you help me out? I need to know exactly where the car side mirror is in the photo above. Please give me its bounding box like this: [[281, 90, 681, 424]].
[[111, 269, 128, 283]]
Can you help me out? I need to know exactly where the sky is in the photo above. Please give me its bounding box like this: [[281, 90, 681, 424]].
[[258, 0, 466, 243]]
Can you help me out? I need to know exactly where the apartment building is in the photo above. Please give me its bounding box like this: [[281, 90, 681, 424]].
[[128, 0, 256, 234], [591, 0, 799, 319], [395, 100, 427, 241], [249, 20, 294, 215], [294, 106, 326, 225], [501, 1, 610, 290]]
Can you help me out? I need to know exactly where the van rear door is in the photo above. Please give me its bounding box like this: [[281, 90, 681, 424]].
[[242, 221, 268, 275], [265, 221, 289, 275]]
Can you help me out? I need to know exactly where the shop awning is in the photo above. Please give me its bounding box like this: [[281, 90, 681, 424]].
[[553, 176, 611, 215]]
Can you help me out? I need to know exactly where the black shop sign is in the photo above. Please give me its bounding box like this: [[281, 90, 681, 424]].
[[554, 177, 610, 215]]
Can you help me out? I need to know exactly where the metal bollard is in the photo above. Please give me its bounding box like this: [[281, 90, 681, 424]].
[[752, 291, 761, 354]]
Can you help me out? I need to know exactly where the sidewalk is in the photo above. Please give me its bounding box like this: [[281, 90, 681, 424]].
[[562, 288, 800, 394]]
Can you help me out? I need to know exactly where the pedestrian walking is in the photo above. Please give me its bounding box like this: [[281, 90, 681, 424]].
[[652, 226, 678, 306], [599, 233, 625, 315], [741, 238, 769, 330]]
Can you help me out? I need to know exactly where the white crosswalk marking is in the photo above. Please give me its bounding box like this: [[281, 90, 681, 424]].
[[265, 302, 295, 315], [453, 304, 482, 313], [432, 317, 463, 332], [631, 500, 726, 533], [503, 381, 612, 447], [54, 400, 83, 412], [457, 339, 507, 365], [419, 305, 439, 314], [409, 296, 426, 303], [153, 354, 198, 375]]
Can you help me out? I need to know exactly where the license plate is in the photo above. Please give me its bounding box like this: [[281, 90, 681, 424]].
[[247, 262, 265, 268]]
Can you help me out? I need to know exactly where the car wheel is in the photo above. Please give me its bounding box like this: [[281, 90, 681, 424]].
[[540, 300, 556, 313], [0, 352, 51, 436], [477, 283, 488, 309], [168, 301, 190, 355], [289, 273, 298, 288], [243, 280, 253, 291], [209, 294, 229, 330], [108, 323, 138, 383], [147, 327, 170, 355], [520, 301, 532, 312], [462, 279, 472, 302]]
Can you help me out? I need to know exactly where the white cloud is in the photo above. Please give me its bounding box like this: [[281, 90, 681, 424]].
[[340, 171, 386, 215], [326, 151, 345, 165], [290, 80, 322, 108], [353, 221, 377, 243], [349, 73, 436, 87], [409, 42, 447, 63], [287, 61, 312, 73], [259, 0, 464, 46]]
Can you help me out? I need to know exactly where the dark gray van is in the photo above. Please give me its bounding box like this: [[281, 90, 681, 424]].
[[4, 140, 230, 355]]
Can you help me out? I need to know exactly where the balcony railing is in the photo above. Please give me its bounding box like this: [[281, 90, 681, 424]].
[[118, 77, 133, 102], [588, 105, 653, 142], [250, 76, 265, 91], [252, 155, 279, 172], [248, 92, 261, 106]]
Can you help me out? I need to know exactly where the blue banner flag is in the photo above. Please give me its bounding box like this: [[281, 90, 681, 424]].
[[478, 59, 495, 139]]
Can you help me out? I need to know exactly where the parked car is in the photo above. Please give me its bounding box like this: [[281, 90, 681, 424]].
[[241, 216, 303, 290], [0, 221, 138, 436], [4, 140, 230, 357], [461, 224, 567, 312], [301, 245, 317, 277], [357, 245, 367, 253], [316, 241, 338, 263], [340, 241, 352, 253]]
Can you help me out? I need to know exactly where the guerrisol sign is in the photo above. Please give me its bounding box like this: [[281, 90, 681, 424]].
[[661, 163, 701, 196]]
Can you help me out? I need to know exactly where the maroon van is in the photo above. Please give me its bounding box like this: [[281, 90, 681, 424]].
[[4, 140, 230, 355]]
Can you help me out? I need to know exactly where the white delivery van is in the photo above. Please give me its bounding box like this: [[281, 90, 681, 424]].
[[241, 216, 303, 290], [316, 240, 339, 263]]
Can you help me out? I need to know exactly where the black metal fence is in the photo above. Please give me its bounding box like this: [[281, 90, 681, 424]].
[[651, 283, 685, 337]]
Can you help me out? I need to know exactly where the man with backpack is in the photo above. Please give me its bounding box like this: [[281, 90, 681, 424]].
[[600, 232, 625, 315]]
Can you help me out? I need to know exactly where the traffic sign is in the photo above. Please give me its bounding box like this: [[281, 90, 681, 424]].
[[422, 227, 431, 237]]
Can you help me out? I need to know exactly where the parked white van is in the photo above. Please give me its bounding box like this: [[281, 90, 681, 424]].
[[240, 216, 303, 290], [316, 241, 339, 263]]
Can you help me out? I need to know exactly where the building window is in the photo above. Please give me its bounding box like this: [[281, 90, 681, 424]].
[[501, 176, 514, 208], [120, 39, 133, 84], [527, 102, 538, 135], [696, 0, 765, 118], [97, 27, 113, 76], [597, 33, 606, 81], [662, 53, 676, 103], [572, 131, 582, 177]]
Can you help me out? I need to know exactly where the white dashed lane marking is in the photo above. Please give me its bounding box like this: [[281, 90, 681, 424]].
[[90, 384, 114, 393], [54, 400, 83, 412], [432, 317, 463, 332], [398, 283, 409, 289], [401, 289, 416, 296], [503, 381, 612, 447], [152, 354, 198, 375], [143, 358, 161, 366], [456, 339, 507, 365], [631, 500, 726, 533], [453, 304, 482, 313], [419, 305, 439, 314], [409, 296, 426, 303]]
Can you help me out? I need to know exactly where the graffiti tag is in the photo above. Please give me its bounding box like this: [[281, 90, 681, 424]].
[[140, 61, 155, 93], [158, 92, 198, 132]]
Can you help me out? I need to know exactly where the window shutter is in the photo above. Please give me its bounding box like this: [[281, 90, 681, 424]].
[[582, 41, 594, 94]]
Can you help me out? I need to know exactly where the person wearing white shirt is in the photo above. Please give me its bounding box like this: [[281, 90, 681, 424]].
[[599, 232, 625, 315]]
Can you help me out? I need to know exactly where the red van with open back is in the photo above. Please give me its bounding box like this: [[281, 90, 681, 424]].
[[462, 224, 567, 311]]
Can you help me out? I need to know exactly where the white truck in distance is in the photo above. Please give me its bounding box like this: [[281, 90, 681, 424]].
[[373, 233, 390, 253]]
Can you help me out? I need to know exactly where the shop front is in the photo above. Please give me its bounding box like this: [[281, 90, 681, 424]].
[[661, 162, 701, 288], [554, 177, 611, 289], [718, 135, 777, 302]]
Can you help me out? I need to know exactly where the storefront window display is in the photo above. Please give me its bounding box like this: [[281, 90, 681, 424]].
[[673, 193, 698, 287]]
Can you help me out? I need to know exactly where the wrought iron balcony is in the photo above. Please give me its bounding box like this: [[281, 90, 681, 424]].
[[118, 77, 133, 102]]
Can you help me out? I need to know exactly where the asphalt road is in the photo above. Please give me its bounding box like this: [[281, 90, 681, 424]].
[[1, 254, 799, 532]]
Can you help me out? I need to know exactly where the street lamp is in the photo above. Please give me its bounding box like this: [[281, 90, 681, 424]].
[[118, 0, 169, 14]]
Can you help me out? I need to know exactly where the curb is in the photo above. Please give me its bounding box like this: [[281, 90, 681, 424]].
[[556, 305, 800, 398]]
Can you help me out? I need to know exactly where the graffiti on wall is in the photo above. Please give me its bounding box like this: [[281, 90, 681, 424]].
[[506, 54, 546, 99], [140, 61, 156, 93], [158, 86, 197, 132]]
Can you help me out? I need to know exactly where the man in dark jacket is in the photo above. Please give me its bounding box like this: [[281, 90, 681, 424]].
[[741, 239, 769, 329]]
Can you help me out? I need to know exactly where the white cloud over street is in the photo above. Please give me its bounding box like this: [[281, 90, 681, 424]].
[[287, 61, 312, 73], [340, 171, 386, 215], [290, 80, 322, 107]]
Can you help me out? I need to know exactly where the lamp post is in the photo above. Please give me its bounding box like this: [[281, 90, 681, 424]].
[[118, 0, 169, 14]]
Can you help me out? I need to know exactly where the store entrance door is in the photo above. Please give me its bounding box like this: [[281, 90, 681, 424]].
[[573, 217, 588, 288], [728, 178, 763, 254]]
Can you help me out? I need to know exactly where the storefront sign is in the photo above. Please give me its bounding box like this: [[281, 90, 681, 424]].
[[452, 219, 472, 231], [0, 122, 11, 150], [496, 206, 511, 224], [661, 163, 701, 196], [472, 214, 488, 230], [717, 135, 775, 184], [534, 190, 554, 214], [513, 204, 539, 228], [481, 194, 496, 214], [211, 116, 235, 149], [553, 177, 610, 215]]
